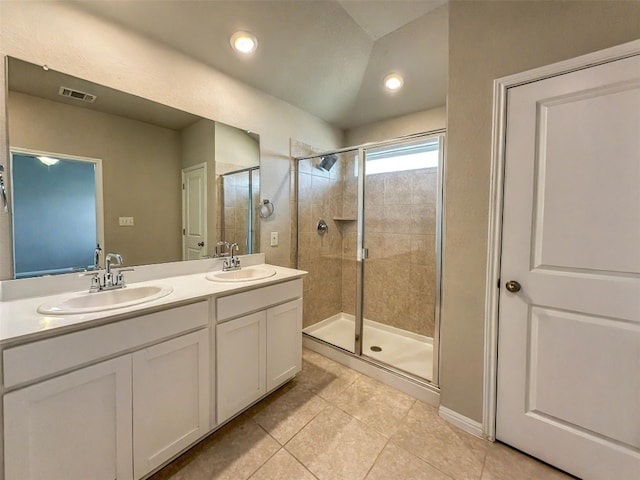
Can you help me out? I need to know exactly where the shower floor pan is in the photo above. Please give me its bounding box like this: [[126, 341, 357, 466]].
[[303, 313, 433, 381]]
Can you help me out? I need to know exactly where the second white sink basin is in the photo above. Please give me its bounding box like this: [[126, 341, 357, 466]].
[[38, 285, 174, 315], [206, 266, 276, 283]]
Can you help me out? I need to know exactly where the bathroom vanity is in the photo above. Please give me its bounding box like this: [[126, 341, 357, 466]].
[[0, 256, 305, 480]]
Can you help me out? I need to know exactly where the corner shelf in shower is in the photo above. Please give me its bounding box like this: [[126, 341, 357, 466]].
[[333, 217, 357, 221]]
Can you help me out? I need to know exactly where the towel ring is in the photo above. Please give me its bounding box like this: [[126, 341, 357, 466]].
[[258, 199, 274, 219]]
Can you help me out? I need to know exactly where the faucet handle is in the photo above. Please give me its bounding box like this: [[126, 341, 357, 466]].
[[79, 271, 102, 292]]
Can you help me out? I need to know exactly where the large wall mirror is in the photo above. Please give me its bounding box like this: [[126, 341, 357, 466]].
[[5, 57, 260, 279]]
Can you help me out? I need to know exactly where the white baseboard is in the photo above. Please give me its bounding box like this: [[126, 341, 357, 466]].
[[438, 405, 485, 439]]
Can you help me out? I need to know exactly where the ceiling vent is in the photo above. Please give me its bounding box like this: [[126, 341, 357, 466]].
[[58, 86, 97, 103]]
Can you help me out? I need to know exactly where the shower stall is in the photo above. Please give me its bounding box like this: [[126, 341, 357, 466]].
[[217, 166, 260, 255], [296, 132, 444, 385]]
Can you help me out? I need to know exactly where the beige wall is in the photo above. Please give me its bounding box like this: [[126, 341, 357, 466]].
[[442, 0, 640, 422], [180, 119, 217, 252], [344, 106, 446, 147], [0, 1, 342, 276], [9, 91, 183, 267], [215, 122, 259, 173]]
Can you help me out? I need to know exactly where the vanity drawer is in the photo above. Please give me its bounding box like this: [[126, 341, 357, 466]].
[[216, 279, 302, 322], [3, 300, 209, 388]]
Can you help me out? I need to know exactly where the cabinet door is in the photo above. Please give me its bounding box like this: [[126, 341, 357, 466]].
[[132, 329, 210, 479], [216, 311, 266, 423], [266, 298, 303, 391], [4, 356, 133, 480]]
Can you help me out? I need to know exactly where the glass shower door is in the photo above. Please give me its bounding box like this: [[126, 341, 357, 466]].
[[297, 149, 359, 353], [360, 135, 443, 382]]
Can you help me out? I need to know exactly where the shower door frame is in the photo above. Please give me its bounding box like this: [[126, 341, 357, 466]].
[[296, 129, 446, 388], [219, 165, 260, 254]]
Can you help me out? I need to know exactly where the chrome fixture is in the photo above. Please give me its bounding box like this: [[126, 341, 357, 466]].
[[317, 154, 337, 172], [82, 252, 134, 292], [93, 243, 102, 270], [317, 219, 328, 235], [223, 243, 241, 271], [0, 165, 7, 212], [258, 198, 274, 218], [214, 241, 230, 258]]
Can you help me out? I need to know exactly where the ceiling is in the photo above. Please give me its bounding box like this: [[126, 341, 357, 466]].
[[70, 0, 448, 130], [9, 57, 203, 131]]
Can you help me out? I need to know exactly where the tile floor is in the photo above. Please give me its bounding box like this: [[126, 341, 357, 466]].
[[150, 349, 575, 480]]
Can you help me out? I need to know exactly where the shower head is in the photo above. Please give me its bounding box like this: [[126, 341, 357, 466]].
[[318, 154, 338, 172]]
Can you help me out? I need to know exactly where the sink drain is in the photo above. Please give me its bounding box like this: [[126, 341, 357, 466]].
[[370, 346, 382, 352]]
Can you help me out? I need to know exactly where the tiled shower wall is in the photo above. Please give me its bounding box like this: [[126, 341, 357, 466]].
[[340, 157, 437, 338], [217, 170, 260, 255], [293, 145, 438, 338], [362, 167, 437, 337], [296, 154, 347, 328]]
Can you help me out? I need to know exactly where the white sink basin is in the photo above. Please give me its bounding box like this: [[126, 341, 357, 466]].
[[37, 285, 174, 315], [206, 266, 276, 283]]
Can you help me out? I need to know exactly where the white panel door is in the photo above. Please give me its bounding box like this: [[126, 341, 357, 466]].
[[216, 311, 267, 423], [132, 329, 210, 479], [4, 356, 133, 480], [497, 54, 640, 479], [266, 298, 302, 391], [182, 163, 207, 260]]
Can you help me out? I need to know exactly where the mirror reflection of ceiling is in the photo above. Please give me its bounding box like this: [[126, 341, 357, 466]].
[[70, 0, 449, 129], [9, 58, 202, 130]]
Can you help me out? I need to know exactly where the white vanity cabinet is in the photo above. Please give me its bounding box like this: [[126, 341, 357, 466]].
[[4, 355, 134, 480], [217, 310, 267, 422], [216, 280, 303, 424], [132, 328, 210, 479], [2, 300, 210, 480]]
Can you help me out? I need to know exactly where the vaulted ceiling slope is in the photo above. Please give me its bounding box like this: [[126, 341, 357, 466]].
[[70, 0, 448, 130]]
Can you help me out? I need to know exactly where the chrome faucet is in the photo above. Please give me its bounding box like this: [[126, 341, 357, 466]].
[[83, 252, 133, 292], [93, 243, 102, 270], [223, 243, 241, 271], [105, 252, 123, 274]]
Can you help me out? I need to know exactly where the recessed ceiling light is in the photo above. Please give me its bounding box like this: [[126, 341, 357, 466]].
[[384, 73, 404, 91], [230, 31, 258, 55]]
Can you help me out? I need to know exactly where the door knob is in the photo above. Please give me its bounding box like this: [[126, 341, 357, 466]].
[[505, 280, 521, 293], [197, 241, 205, 247]]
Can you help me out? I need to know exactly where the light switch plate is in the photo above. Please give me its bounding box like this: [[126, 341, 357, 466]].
[[270, 231, 278, 246], [119, 216, 134, 226]]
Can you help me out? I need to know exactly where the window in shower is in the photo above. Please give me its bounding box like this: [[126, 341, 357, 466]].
[[363, 139, 440, 175]]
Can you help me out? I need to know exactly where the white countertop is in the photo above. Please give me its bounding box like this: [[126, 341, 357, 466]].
[[0, 263, 306, 346]]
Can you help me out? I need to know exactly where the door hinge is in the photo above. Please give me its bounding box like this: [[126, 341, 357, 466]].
[[497, 278, 501, 288], [182, 183, 185, 190], [362, 248, 369, 259], [182, 228, 186, 235]]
